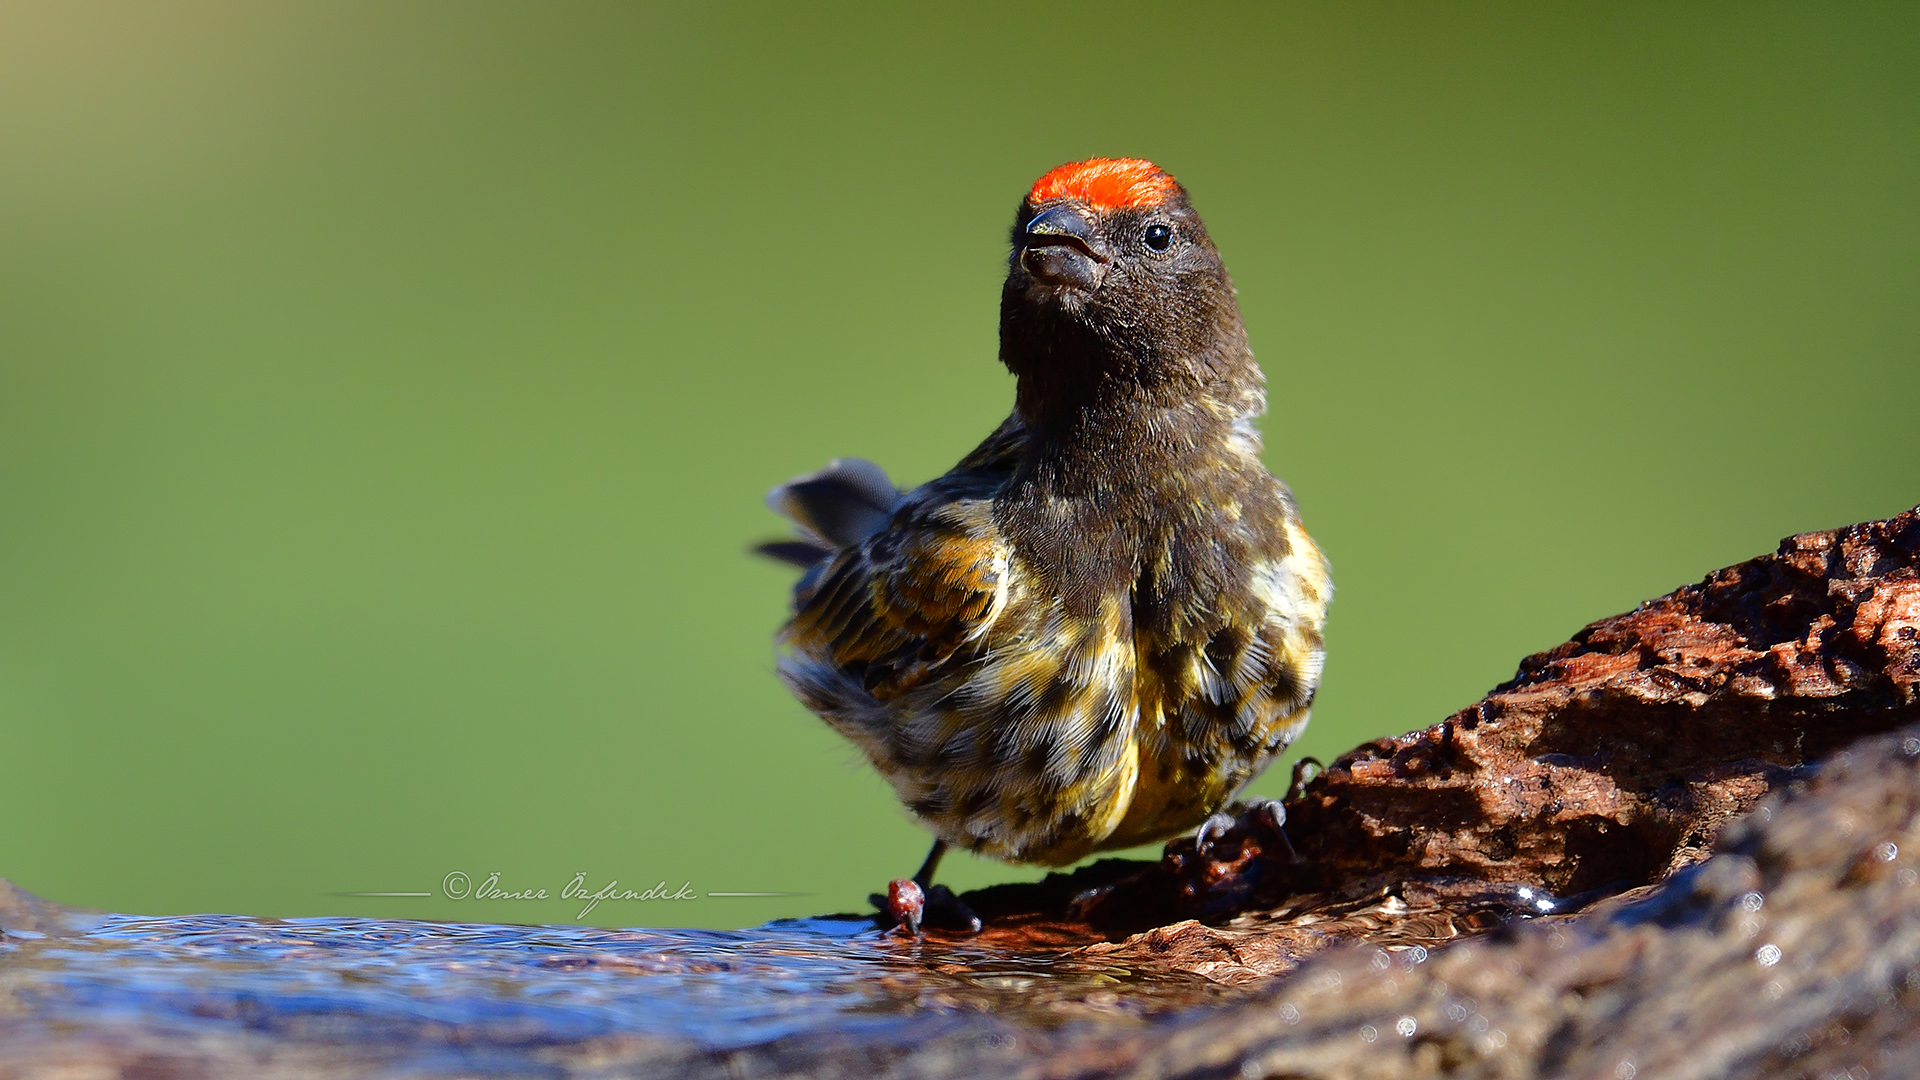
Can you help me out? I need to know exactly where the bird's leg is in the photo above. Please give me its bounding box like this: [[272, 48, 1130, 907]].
[[872, 840, 981, 935], [912, 839, 948, 888], [1193, 797, 1299, 862]]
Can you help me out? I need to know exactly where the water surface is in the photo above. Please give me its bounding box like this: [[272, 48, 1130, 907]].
[[2, 907, 1239, 1065]]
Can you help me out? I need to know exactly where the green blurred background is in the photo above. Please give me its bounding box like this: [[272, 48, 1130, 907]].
[[1, 2, 1915, 929]]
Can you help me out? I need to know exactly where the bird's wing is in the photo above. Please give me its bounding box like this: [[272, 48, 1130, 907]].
[[781, 495, 1010, 701], [779, 416, 1029, 699]]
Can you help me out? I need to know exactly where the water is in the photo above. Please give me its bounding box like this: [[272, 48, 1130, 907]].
[[0, 907, 1237, 1062]]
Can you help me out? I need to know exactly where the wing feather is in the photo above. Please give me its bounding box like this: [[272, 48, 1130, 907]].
[[785, 500, 1009, 699]]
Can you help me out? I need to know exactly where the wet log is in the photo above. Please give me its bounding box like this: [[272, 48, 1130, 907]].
[[1104, 721, 1920, 1079], [708, 719, 1920, 1080]]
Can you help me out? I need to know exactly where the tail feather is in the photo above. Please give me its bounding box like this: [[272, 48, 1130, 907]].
[[752, 539, 836, 568], [762, 458, 900, 551]]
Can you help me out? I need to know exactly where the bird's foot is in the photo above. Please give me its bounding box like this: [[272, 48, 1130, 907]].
[[1192, 811, 1237, 857], [870, 880, 981, 936], [922, 884, 983, 933], [875, 878, 925, 935], [1193, 797, 1299, 863]]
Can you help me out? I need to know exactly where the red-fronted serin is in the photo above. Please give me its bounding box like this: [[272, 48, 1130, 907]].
[[758, 159, 1332, 929]]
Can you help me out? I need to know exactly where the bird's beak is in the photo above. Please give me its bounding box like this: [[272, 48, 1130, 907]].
[[1020, 204, 1108, 291]]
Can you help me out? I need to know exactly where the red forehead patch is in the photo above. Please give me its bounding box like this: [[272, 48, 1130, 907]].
[[1027, 158, 1179, 211]]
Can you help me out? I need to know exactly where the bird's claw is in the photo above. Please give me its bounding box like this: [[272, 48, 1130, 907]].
[[1193, 811, 1238, 857], [1248, 796, 1288, 833], [1192, 797, 1301, 863], [1251, 797, 1302, 863]]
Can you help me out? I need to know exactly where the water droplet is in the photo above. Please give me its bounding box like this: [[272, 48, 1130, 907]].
[[1876, 842, 1899, 862], [1509, 883, 1560, 914], [1279, 1003, 1301, 1024], [1359, 1023, 1378, 1043], [1740, 891, 1764, 912], [1395, 1016, 1417, 1037], [1615, 1061, 1637, 1080], [1756, 943, 1783, 967], [1903, 736, 1920, 757], [1766, 980, 1785, 1001], [1898, 868, 1918, 887], [1370, 950, 1391, 972]]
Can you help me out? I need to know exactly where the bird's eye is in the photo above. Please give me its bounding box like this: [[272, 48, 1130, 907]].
[[1143, 223, 1173, 251]]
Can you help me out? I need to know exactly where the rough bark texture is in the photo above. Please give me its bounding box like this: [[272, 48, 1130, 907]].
[[1292, 502, 1920, 894], [1111, 723, 1920, 1080], [689, 720, 1920, 1080]]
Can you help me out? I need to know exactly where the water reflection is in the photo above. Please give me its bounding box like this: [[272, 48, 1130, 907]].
[[3, 911, 1238, 1051]]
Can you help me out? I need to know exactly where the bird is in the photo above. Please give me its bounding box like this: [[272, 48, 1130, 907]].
[[756, 157, 1331, 932]]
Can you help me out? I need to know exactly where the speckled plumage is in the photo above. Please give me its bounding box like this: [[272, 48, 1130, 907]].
[[763, 159, 1331, 868]]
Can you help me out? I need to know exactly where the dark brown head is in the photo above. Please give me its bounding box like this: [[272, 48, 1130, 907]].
[[1001, 158, 1254, 426]]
